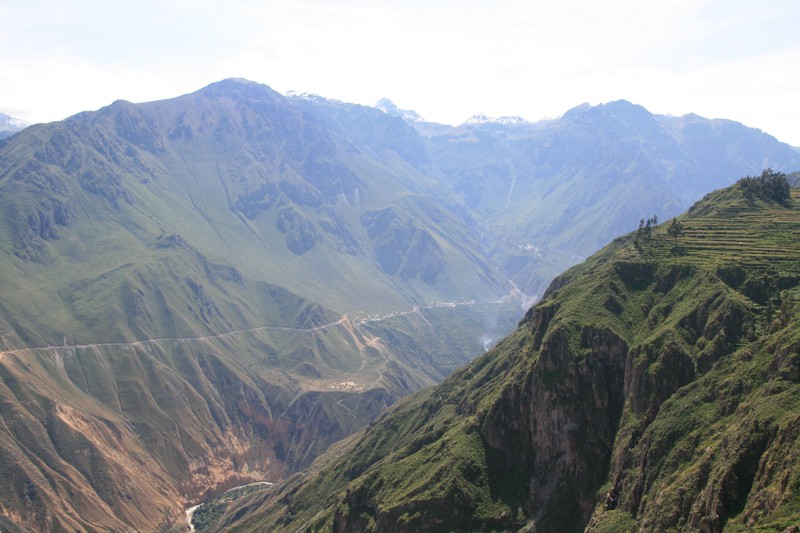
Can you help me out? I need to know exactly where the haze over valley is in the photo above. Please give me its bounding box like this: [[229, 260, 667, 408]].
[[2, 1, 800, 531], [0, 78, 799, 531]]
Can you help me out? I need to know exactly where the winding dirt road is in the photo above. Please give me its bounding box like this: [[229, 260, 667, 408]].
[[0, 316, 349, 361]]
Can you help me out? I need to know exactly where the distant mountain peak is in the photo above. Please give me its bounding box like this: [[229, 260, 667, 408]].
[[374, 98, 424, 122], [463, 114, 529, 126], [0, 112, 29, 132], [561, 102, 593, 120], [562, 100, 653, 123], [198, 78, 278, 100], [601, 99, 652, 116]]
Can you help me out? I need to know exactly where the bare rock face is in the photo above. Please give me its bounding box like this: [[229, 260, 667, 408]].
[[480, 324, 628, 530], [476, 264, 762, 532]]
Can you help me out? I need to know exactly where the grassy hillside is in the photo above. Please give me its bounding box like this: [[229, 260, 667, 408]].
[[215, 178, 800, 532]]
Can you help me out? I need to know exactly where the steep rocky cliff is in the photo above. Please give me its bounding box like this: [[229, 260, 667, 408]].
[[217, 176, 800, 532]]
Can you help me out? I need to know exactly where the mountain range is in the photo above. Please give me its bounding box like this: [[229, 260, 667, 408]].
[[414, 100, 800, 297], [0, 78, 798, 531], [289, 92, 800, 298]]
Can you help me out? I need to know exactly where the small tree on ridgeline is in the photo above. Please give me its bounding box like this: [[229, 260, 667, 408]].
[[634, 214, 659, 251], [634, 218, 645, 250], [667, 217, 684, 254]]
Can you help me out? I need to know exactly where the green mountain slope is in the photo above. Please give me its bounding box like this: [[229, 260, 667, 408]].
[[0, 79, 511, 315], [217, 175, 800, 532]]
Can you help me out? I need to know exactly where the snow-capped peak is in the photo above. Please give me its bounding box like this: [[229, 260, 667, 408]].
[[375, 98, 424, 122], [464, 114, 529, 126], [285, 91, 342, 105], [0, 112, 29, 132]]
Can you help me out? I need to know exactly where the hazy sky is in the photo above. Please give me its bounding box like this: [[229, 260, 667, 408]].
[[2, 0, 799, 145]]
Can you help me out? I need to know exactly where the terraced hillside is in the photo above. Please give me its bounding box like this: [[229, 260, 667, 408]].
[[636, 185, 800, 277]]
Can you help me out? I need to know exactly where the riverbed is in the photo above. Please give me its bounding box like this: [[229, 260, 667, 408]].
[[185, 482, 274, 532]]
